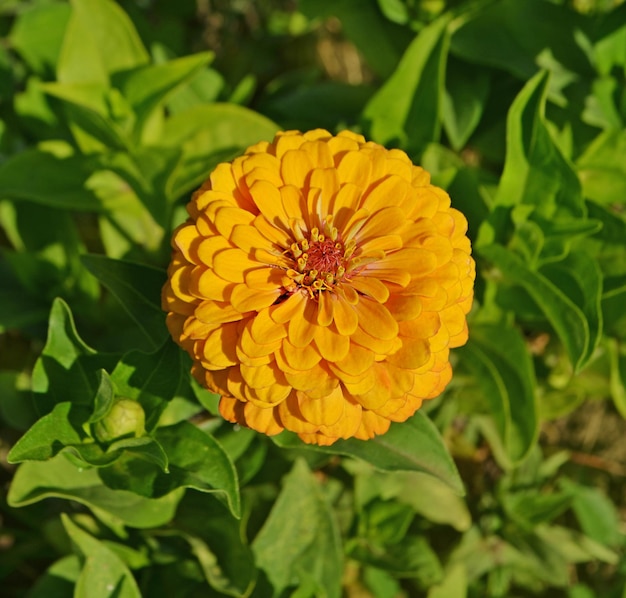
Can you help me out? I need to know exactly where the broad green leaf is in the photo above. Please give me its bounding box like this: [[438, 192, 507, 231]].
[[9, 2, 71, 75], [174, 493, 257, 597], [42, 82, 132, 152], [0, 150, 101, 210], [58, 0, 149, 84], [31, 298, 117, 416], [561, 479, 622, 547], [167, 67, 224, 114], [273, 411, 464, 495], [62, 514, 141, 598], [348, 534, 442, 582], [577, 129, 626, 206], [480, 244, 591, 372], [450, 0, 590, 81], [359, 498, 415, 544], [355, 468, 471, 532], [27, 556, 81, 598], [113, 52, 214, 139], [0, 371, 37, 431], [539, 250, 603, 368], [443, 58, 490, 151], [457, 322, 538, 465], [110, 340, 182, 431], [534, 525, 618, 566], [493, 70, 584, 220], [8, 453, 182, 528], [7, 402, 86, 463], [81, 254, 168, 351], [253, 459, 342, 598], [160, 103, 279, 201], [586, 200, 626, 245], [502, 490, 573, 530], [427, 564, 468, 598], [363, 15, 450, 154], [99, 421, 241, 518], [591, 2, 626, 76]]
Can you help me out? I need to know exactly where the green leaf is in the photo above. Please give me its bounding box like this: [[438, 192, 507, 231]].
[[58, 0, 149, 84], [7, 402, 85, 463], [175, 493, 257, 597], [561, 479, 622, 547], [110, 340, 182, 431], [252, 459, 342, 598], [62, 514, 141, 598], [0, 150, 101, 210], [113, 52, 214, 139], [362, 15, 450, 154], [273, 411, 464, 495], [539, 250, 603, 368], [427, 563, 468, 598], [31, 298, 117, 416], [99, 421, 241, 518], [492, 70, 584, 221], [81, 254, 168, 351], [160, 103, 279, 201], [348, 534, 442, 582], [577, 129, 626, 206], [480, 244, 592, 372], [450, 0, 590, 81], [443, 58, 490, 151], [9, 2, 71, 74], [457, 322, 538, 465], [8, 453, 182, 528], [27, 556, 81, 598]]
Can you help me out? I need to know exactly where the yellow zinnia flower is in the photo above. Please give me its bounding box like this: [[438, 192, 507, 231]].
[[162, 129, 475, 445]]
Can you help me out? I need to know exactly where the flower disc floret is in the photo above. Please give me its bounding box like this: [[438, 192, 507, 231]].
[[162, 129, 475, 445]]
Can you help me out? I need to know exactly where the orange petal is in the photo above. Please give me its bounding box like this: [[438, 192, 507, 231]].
[[354, 297, 398, 340], [297, 386, 345, 427]]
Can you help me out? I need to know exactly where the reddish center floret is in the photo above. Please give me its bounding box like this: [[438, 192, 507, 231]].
[[306, 238, 345, 274]]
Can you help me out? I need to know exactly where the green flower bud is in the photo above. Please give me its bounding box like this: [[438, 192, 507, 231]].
[[93, 398, 146, 444]]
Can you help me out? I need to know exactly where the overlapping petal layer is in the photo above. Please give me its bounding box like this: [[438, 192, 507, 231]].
[[163, 129, 475, 445]]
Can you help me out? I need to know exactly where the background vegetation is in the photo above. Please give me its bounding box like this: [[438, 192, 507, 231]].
[[1, 0, 626, 596]]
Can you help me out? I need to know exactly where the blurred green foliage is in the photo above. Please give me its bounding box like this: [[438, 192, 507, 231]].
[[1, 0, 626, 596]]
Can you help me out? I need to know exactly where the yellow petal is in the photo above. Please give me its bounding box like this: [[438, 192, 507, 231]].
[[354, 206, 406, 243], [354, 297, 398, 340], [298, 386, 344, 426], [337, 150, 372, 186], [333, 343, 374, 376], [361, 175, 409, 214], [353, 410, 390, 440], [387, 337, 430, 370], [195, 300, 246, 325], [349, 276, 390, 303], [274, 132, 307, 157], [202, 322, 239, 368], [317, 291, 334, 327], [281, 339, 322, 370], [248, 179, 289, 228], [197, 236, 233, 266], [301, 140, 334, 168], [314, 324, 350, 362], [213, 206, 256, 239], [281, 149, 314, 187], [212, 248, 261, 283], [332, 292, 359, 335], [270, 292, 306, 324], [243, 401, 284, 435], [288, 298, 318, 347], [230, 284, 281, 312], [250, 308, 288, 344], [193, 269, 235, 302]]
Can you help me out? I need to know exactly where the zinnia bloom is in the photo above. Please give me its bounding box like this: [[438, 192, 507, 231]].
[[163, 129, 475, 445]]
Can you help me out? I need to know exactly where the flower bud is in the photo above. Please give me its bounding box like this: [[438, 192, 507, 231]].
[[93, 398, 146, 444]]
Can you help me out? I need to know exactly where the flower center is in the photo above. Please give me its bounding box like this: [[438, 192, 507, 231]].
[[285, 221, 356, 295]]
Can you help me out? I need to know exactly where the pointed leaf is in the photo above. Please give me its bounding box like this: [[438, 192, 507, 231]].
[[481, 243, 595, 371], [8, 453, 182, 528], [62, 514, 141, 598], [273, 411, 464, 495], [81, 254, 167, 350], [58, 0, 148, 84], [252, 459, 342, 598], [363, 15, 449, 154], [99, 421, 241, 518]]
